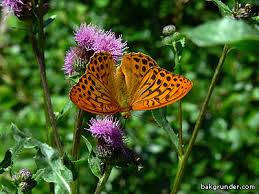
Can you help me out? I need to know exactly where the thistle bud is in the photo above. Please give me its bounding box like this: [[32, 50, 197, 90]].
[[13, 168, 32, 183], [19, 180, 37, 192], [19, 182, 31, 192], [162, 25, 176, 36], [233, 3, 254, 19], [18, 168, 32, 182]]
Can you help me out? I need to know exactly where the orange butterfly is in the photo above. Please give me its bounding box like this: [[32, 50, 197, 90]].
[[69, 51, 192, 118]]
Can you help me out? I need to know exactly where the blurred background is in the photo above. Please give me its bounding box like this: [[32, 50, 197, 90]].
[[0, 0, 258, 193]]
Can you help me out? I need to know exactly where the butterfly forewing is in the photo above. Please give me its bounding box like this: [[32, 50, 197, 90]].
[[120, 53, 159, 103], [69, 52, 120, 114]]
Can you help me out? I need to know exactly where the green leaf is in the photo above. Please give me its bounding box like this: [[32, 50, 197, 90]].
[[152, 108, 179, 151], [34, 143, 72, 194], [11, 123, 35, 148], [210, 0, 232, 16], [232, 40, 259, 54], [11, 124, 72, 194], [183, 17, 259, 47], [56, 100, 73, 121], [88, 156, 101, 179], [44, 15, 56, 28], [82, 136, 93, 154], [0, 150, 12, 174], [63, 154, 78, 181], [32, 169, 46, 182], [11, 123, 28, 141], [0, 186, 11, 194], [82, 136, 101, 178], [11, 138, 28, 160]]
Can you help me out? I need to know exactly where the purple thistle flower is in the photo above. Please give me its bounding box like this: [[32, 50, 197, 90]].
[[87, 116, 142, 167], [64, 48, 76, 76], [64, 23, 127, 76], [1, 0, 24, 14], [74, 23, 99, 49], [64, 46, 94, 76], [74, 23, 127, 61], [2, 0, 48, 20], [93, 30, 127, 62], [87, 116, 124, 149]]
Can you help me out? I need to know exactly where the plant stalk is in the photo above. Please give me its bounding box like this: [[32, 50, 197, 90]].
[[28, 0, 63, 154], [178, 100, 183, 156], [173, 43, 183, 156], [171, 44, 229, 194], [71, 109, 85, 194], [94, 165, 113, 194]]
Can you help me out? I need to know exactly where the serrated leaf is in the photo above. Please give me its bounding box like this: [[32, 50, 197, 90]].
[[11, 123, 35, 148], [11, 138, 28, 160], [183, 17, 259, 47], [10, 124, 72, 193], [210, 0, 232, 16], [152, 108, 178, 151], [0, 150, 12, 174], [88, 156, 101, 179], [34, 143, 72, 194], [11, 123, 28, 141]]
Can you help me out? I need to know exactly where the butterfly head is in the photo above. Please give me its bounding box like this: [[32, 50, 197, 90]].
[[121, 111, 131, 119]]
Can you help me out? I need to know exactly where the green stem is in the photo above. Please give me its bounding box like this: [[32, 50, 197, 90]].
[[71, 109, 85, 194], [94, 165, 113, 194], [171, 44, 229, 194], [28, 1, 63, 154], [173, 43, 183, 156], [178, 100, 183, 156]]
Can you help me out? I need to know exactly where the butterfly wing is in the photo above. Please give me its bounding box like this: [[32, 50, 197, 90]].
[[69, 52, 120, 114], [130, 67, 192, 110], [120, 52, 159, 103], [120, 52, 192, 111]]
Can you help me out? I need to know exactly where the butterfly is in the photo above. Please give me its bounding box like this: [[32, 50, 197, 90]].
[[69, 51, 193, 118]]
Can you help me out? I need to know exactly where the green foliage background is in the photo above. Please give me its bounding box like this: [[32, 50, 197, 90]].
[[0, 0, 258, 193]]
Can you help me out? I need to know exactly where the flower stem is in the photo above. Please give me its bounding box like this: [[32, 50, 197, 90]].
[[172, 42, 184, 156], [94, 165, 113, 194], [28, 0, 63, 154], [71, 109, 85, 194], [178, 100, 183, 156], [171, 44, 229, 194]]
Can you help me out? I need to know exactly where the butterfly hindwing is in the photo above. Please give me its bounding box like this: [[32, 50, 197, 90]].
[[69, 52, 120, 114], [130, 67, 193, 111]]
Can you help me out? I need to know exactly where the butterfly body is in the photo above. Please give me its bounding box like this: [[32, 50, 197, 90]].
[[114, 67, 131, 112], [69, 51, 192, 116]]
